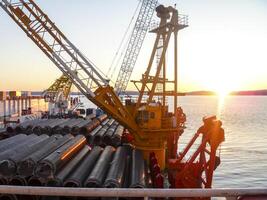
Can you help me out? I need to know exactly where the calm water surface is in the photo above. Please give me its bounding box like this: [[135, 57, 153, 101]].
[[0, 99, 47, 117], [177, 96, 267, 188]]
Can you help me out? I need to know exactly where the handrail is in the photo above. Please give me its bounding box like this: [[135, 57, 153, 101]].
[[0, 186, 266, 199]]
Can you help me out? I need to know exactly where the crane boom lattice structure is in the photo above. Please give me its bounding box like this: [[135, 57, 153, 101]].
[[114, 0, 158, 95], [43, 74, 72, 103], [0, 0, 138, 132]]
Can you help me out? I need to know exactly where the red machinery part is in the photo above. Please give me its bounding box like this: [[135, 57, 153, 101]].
[[168, 116, 225, 189], [149, 152, 164, 188]]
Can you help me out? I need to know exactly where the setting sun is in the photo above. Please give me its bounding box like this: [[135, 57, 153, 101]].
[[215, 86, 232, 99]]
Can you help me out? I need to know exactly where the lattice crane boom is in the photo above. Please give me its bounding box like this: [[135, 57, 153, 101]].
[[43, 74, 73, 102], [0, 0, 138, 132], [114, 0, 158, 95]]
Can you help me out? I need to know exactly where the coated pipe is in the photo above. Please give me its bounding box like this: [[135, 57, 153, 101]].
[[85, 146, 115, 188], [64, 146, 102, 187], [130, 149, 146, 188], [71, 119, 91, 135], [101, 119, 110, 126], [17, 134, 72, 177], [51, 119, 74, 135], [0, 194, 18, 200], [106, 119, 115, 127], [6, 125, 16, 134], [62, 119, 84, 134], [79, 119, 100, 135], [93, 126, 108, 146], [87, 125, 102, 144], [0, 176, 8, 185], [0, 134, 27, 152], [0, 134, 39, 161], [122, 145, 133, 188], [102, 124, 117, 146], [0, 135, 49, 176], [46, 145, 90, 187], [13, 119, 42, 133], [35, 135, 87, 178], [28, 176, 46, 186], [97, 114, 108, 122], [111, 125, 124, 147], [40, 119, 66, 135], [45, 119, 65, 128], [8, 176, 27, 200], [104, 146, 128, 188], [28, 176, 45, 200], [9, 176, 27, 186], [32, 120, 55, 135]]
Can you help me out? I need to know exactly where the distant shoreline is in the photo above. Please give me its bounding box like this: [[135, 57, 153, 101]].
[[1, 90, 267, 96]]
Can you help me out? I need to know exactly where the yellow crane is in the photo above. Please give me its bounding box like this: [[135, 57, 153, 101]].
[[43, 74, 73, 116]]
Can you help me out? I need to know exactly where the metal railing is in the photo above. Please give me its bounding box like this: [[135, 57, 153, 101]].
[[0, 186, 266, 200]]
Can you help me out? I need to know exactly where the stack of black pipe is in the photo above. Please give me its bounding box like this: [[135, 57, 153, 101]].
[[3, 114, 126, 148], [0, 133, 148, 200]]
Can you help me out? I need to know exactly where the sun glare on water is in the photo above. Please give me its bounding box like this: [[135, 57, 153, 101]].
[[215, 87, 231, 119]]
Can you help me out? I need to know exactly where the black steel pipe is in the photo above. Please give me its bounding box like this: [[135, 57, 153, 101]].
[[104, 146, 128, 188], [19, 120, 46, 135], [0, 135, 49, 176], [51, 119, 74, 135], [13, 119, 42, 133], [106, 119, 115, 127], [111, 125, 124, 147], [42, 119, 74, 136], [17, 134, 72, 177], [0, 134, 27, 153], [28, 176, 46, 186], [35, 135, 87, 178], [84, 146, 115, 188], [64, 146, 103, 187], [8, 176, 28, 200], [45, 119, 65, 128], [6, 125, 15, 134], [97, 114, 108, 122], [27, 176, 45, 200], [71, 119, 91, 135], [0, 194, 18, 200], [62, 119, 85, 134], [9, 176, 27, 186], [122, 145, 133, 188], [0, 134, 39, 161], [93, 126, 108, 146], [101, 119, 110, 126], [39, 119, 64, 135], [102, 124, 117, 146], [79, 119, 100, 135], [46, 145, 90, 187], [15, 119, 42, 133], [130, 149, 146, 188], [0, 176, 8, 185], [86, 125, 102, 144], [32, 120, 55, 135]]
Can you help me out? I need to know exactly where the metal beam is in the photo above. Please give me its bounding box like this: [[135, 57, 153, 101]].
[[0, 187, 266, 198]]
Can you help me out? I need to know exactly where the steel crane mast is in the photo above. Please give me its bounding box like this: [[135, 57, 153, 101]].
[[114, 0, 158, 95], [0, 0, 138, 133]]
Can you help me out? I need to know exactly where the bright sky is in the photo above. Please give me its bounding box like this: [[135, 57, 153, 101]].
[[0, 0, 267, 93]]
